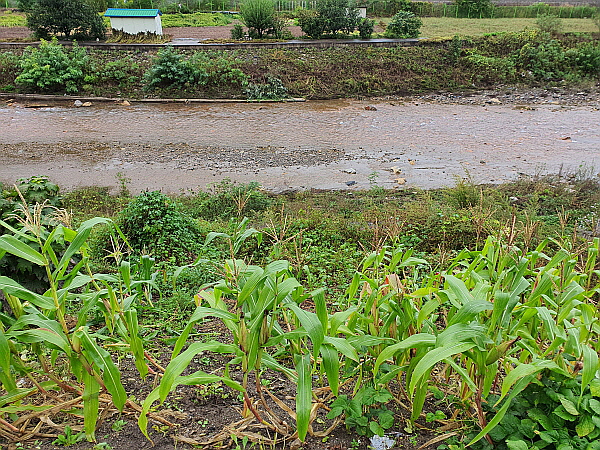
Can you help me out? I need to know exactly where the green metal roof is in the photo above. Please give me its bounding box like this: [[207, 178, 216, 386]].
[[104, 8, 162, 18]]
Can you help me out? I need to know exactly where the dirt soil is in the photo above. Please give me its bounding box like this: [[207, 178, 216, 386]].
[[1, 89, 600, 195]]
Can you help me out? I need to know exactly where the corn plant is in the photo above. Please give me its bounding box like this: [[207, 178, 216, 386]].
[[0, 202, 157, 442], [141, 255, 361, 442], [372, 236, 600, 444]]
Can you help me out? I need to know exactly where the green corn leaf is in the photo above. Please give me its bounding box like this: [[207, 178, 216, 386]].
[[124, 309, 148, 379], [58, 218, 113, 270], [323, 336, 358, 362], [320, 344, 339, 396], [173, 306, 237, 357], [312, 288, 328, 331], [286, 303, 324, 357], [78, 329, 126, 411], [468, 376, 533, 446], [9, 329, 71, 356], [296, 353, 311, 442], [447, 300, 493, 326], [374, 333, 436, 375], [0, 329, 17, 392], [408, 342, 476, 396], [82, 369, 100, 442], [0, 235, 45, 266], [0, 277, 55, 310], [159, 341, 239, 403], [500, 360, 558, 401], [139, 371, 243, 439], [582, 345, 599, 398], [444, 275, 474, 303]]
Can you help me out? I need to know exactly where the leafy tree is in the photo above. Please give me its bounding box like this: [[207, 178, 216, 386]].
[[240, 0, 276, 38], [26, 0, 106, 40], [384, 10, 422, 38], [298, 0, 360, 38]]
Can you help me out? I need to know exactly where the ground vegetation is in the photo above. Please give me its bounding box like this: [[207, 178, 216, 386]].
[[0, 30, 599, 98], [2, 173, 600, 449]]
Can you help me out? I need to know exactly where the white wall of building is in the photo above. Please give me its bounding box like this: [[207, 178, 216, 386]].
[[109, 16, 163, 35]]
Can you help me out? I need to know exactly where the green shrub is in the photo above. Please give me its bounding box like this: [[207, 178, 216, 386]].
[[143, 46, 201, 90], [231, 23, 245, 39], [15, 38, 88, 93], [357, 18, 375, 39], [475, 372, 600, 450], [244, 75, 289, 100], [26, 0, 105, 39], [384, 11, 422, 39], [187, 180, 272, 220], [189, 51, 249, 88], [240, 0, 276, 38], [144, 48, 248, 92], [568, 42, 600, 76], [516, 39, 567, 80], [465, 53, 516, 84], [298, 0, 360, 38], [296, 8, 323, 38], [116, 191, 202, 263], [536, 13, 563, 35]]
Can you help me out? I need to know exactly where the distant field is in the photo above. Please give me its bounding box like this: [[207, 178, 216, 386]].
[[419, 17, 598, 37]]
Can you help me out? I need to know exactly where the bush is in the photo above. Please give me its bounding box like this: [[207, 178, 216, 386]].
[[240, 0, 276, 38], [536, 13, 563, 35], [143, 46, 201, 90], [357, 18, 375, 39], [116, 191, 202, 263], [296, 8, 323, 38], [244, 75, 289, 100], [516, 39, 567, 81], [298, 0, 360, 38], [26, 0, 105, 39], [465, 53, 516, 84], [15, 38, 88, 93], [384, 11, 422, 39], [231, 23, 245, 39], [568, 42, 600, 76]]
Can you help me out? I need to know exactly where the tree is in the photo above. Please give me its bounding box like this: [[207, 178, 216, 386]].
[[26, 0, 106, 40], [298, 0, 360, 38], [240, 0, 276, 39]]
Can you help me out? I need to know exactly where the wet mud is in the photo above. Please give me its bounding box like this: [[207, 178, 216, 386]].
[[1, 97, 599, 194]]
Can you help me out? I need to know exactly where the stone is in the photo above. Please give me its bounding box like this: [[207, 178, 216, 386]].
[[73, 100, 83, 107]]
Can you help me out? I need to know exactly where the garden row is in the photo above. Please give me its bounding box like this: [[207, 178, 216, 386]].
[[2, 173, 600, 448]]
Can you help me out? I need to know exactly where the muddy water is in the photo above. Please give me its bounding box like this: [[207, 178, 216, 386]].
[[1, 99, 599, 193]]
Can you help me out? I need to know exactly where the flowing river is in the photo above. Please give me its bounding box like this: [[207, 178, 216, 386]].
[[1, 98, 599, 193]]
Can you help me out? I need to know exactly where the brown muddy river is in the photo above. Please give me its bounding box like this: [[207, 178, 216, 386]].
[[1, 98, 599, 193]]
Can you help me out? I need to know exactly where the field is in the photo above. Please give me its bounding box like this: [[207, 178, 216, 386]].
[[2, 174, 600, 449]]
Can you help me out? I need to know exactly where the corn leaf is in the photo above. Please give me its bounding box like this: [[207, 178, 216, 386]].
[[82, 369, 100, 442], [296, 353, 311, 442], [374, 333, 436, 375], [320, 344, 339, 396], [0, 277, 55, 310], [0, 235, 45, 266], [159, 341, 239, 403], [408, 342, 476, 396], [78, 329, 126, 411]]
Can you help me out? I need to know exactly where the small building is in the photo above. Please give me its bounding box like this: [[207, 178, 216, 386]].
[[104, 9, 163, 35]]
